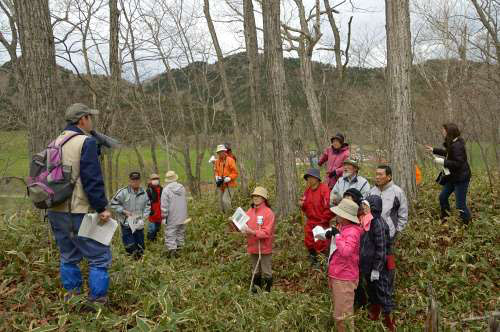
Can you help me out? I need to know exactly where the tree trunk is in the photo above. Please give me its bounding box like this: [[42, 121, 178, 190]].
[[203, 0, 249, 193], [385, 0, 417, 203], [133, 144, 146, 179], [106, 151, 113, 198], [150, 139, 159, 175], [114, 149, 121, 193], [262, 0, 298, 217], [105, 0, 120, 194], [299, 48, 326, 152], [324, 0, 343, 81], [13, 0, 59, 156], [243, 0, 265, 181]]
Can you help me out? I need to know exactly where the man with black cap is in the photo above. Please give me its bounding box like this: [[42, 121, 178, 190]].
[[330, 159, 370, 207], [111, 172, 151, 259], [47, 103, 111, 306], [318, 133, 351, 189], [299, 168, 334, 267]]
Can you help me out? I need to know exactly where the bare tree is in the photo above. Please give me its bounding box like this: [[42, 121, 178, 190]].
[[282, 0, 327, 152], [385, 0, 417, 202], [243, 0, 265, 181], [0, 0, 18, 78], [323, 0, 352, 81], [470, 0, 499, 75], [262, 0, 298, 217], [13, 0, 60, 156]]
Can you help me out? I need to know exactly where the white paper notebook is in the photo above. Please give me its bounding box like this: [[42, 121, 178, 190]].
[[78, 213, 118, 246], [231, 207, 250, 231], [128, 215, 145, 234]]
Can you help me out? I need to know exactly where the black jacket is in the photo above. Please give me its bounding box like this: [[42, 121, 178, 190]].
[[433, 137, 471, 183], [360, 195, 391, 274]]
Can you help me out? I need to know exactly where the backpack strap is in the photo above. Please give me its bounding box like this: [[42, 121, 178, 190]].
[[57, 131, 83, 147]]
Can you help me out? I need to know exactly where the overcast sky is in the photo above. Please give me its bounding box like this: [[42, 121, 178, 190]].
[[0, 0, 487, 80]]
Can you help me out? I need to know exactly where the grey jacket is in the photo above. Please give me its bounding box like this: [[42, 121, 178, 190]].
[[110, 186, 151, 226], [369, 181, 408, 239], [330, 174, 371, 206], [161, 182, 188, 225]]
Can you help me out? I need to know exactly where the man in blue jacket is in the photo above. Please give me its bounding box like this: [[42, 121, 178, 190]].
[[47, 103, 111, 307]]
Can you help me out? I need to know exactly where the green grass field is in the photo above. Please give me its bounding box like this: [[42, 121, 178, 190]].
[[0, 131, 216, 187], [1, 131, 497, 186], [0, 173, 498, 331]]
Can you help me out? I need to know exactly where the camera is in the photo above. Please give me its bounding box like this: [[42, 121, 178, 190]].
[[216, 178, 224, 187]]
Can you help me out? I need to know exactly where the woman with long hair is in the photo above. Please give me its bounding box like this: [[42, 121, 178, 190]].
[[425, 123, 472, 224]]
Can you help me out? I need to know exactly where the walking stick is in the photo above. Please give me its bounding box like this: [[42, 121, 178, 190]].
[[249, 216, 263, 293]]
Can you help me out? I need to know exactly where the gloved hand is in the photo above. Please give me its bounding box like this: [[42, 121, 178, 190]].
[[434, 157, 445, 166], [215, 176, 222, 181], [224, 176, 232, 183], [370, 270, 380, 282], [325, 227, 340, 239]]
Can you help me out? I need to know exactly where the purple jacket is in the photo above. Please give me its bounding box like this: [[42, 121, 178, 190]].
[[318, 144, 350, 189], [328, 223, 363, 281]]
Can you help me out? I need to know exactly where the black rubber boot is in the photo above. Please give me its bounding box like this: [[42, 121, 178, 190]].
[[308, 250, 319, 268], [252, 275, 262, 293], [263, 277, 273, 292]]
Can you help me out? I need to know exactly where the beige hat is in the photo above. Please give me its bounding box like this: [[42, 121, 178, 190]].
[[331, 199, 360, 224], [251, 186, 269, 200], [150, 173, 160, 180], [343, 158, 360, 169], [216, 144, 227, 153], [164, 171, 179, 183]]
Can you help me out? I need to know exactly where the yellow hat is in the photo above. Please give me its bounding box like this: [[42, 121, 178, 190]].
[[164, 171, 179, 183], [251, 186, 269, 200]]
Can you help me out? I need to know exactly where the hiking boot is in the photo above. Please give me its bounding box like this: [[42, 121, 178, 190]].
[[383, 313, 396, 332], [79, 296, 108, 314], [368, 304, 382, 321], [133, 250, 143, 261], [64, 289, 81, 302], [165, 249, 178, 258]]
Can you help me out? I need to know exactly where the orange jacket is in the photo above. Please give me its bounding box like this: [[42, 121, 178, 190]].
[[416, 165, 422, 185], [215, 156, 238, 188]]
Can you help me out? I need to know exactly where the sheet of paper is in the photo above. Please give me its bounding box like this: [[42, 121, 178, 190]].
[[78, 213, 118, 246], [231, 207, 250, 231]]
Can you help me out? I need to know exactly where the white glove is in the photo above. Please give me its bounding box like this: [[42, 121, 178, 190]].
[[241, 224, 249, 233], [224, 176, 232, 183], [208, 155, 217, 164], [434, 157, 445, 166], [215, 176, 222, 181], [370, 270, 380, 282]]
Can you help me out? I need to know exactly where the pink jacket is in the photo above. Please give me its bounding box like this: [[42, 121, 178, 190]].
[[328, 223, 363, 281], [318, 145, 350, 188], [246, 205, 275, 254]]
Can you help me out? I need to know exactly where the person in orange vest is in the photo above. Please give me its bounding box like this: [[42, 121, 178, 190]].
[[415, 165, 422, 186], [214, 144, 239, 213]]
